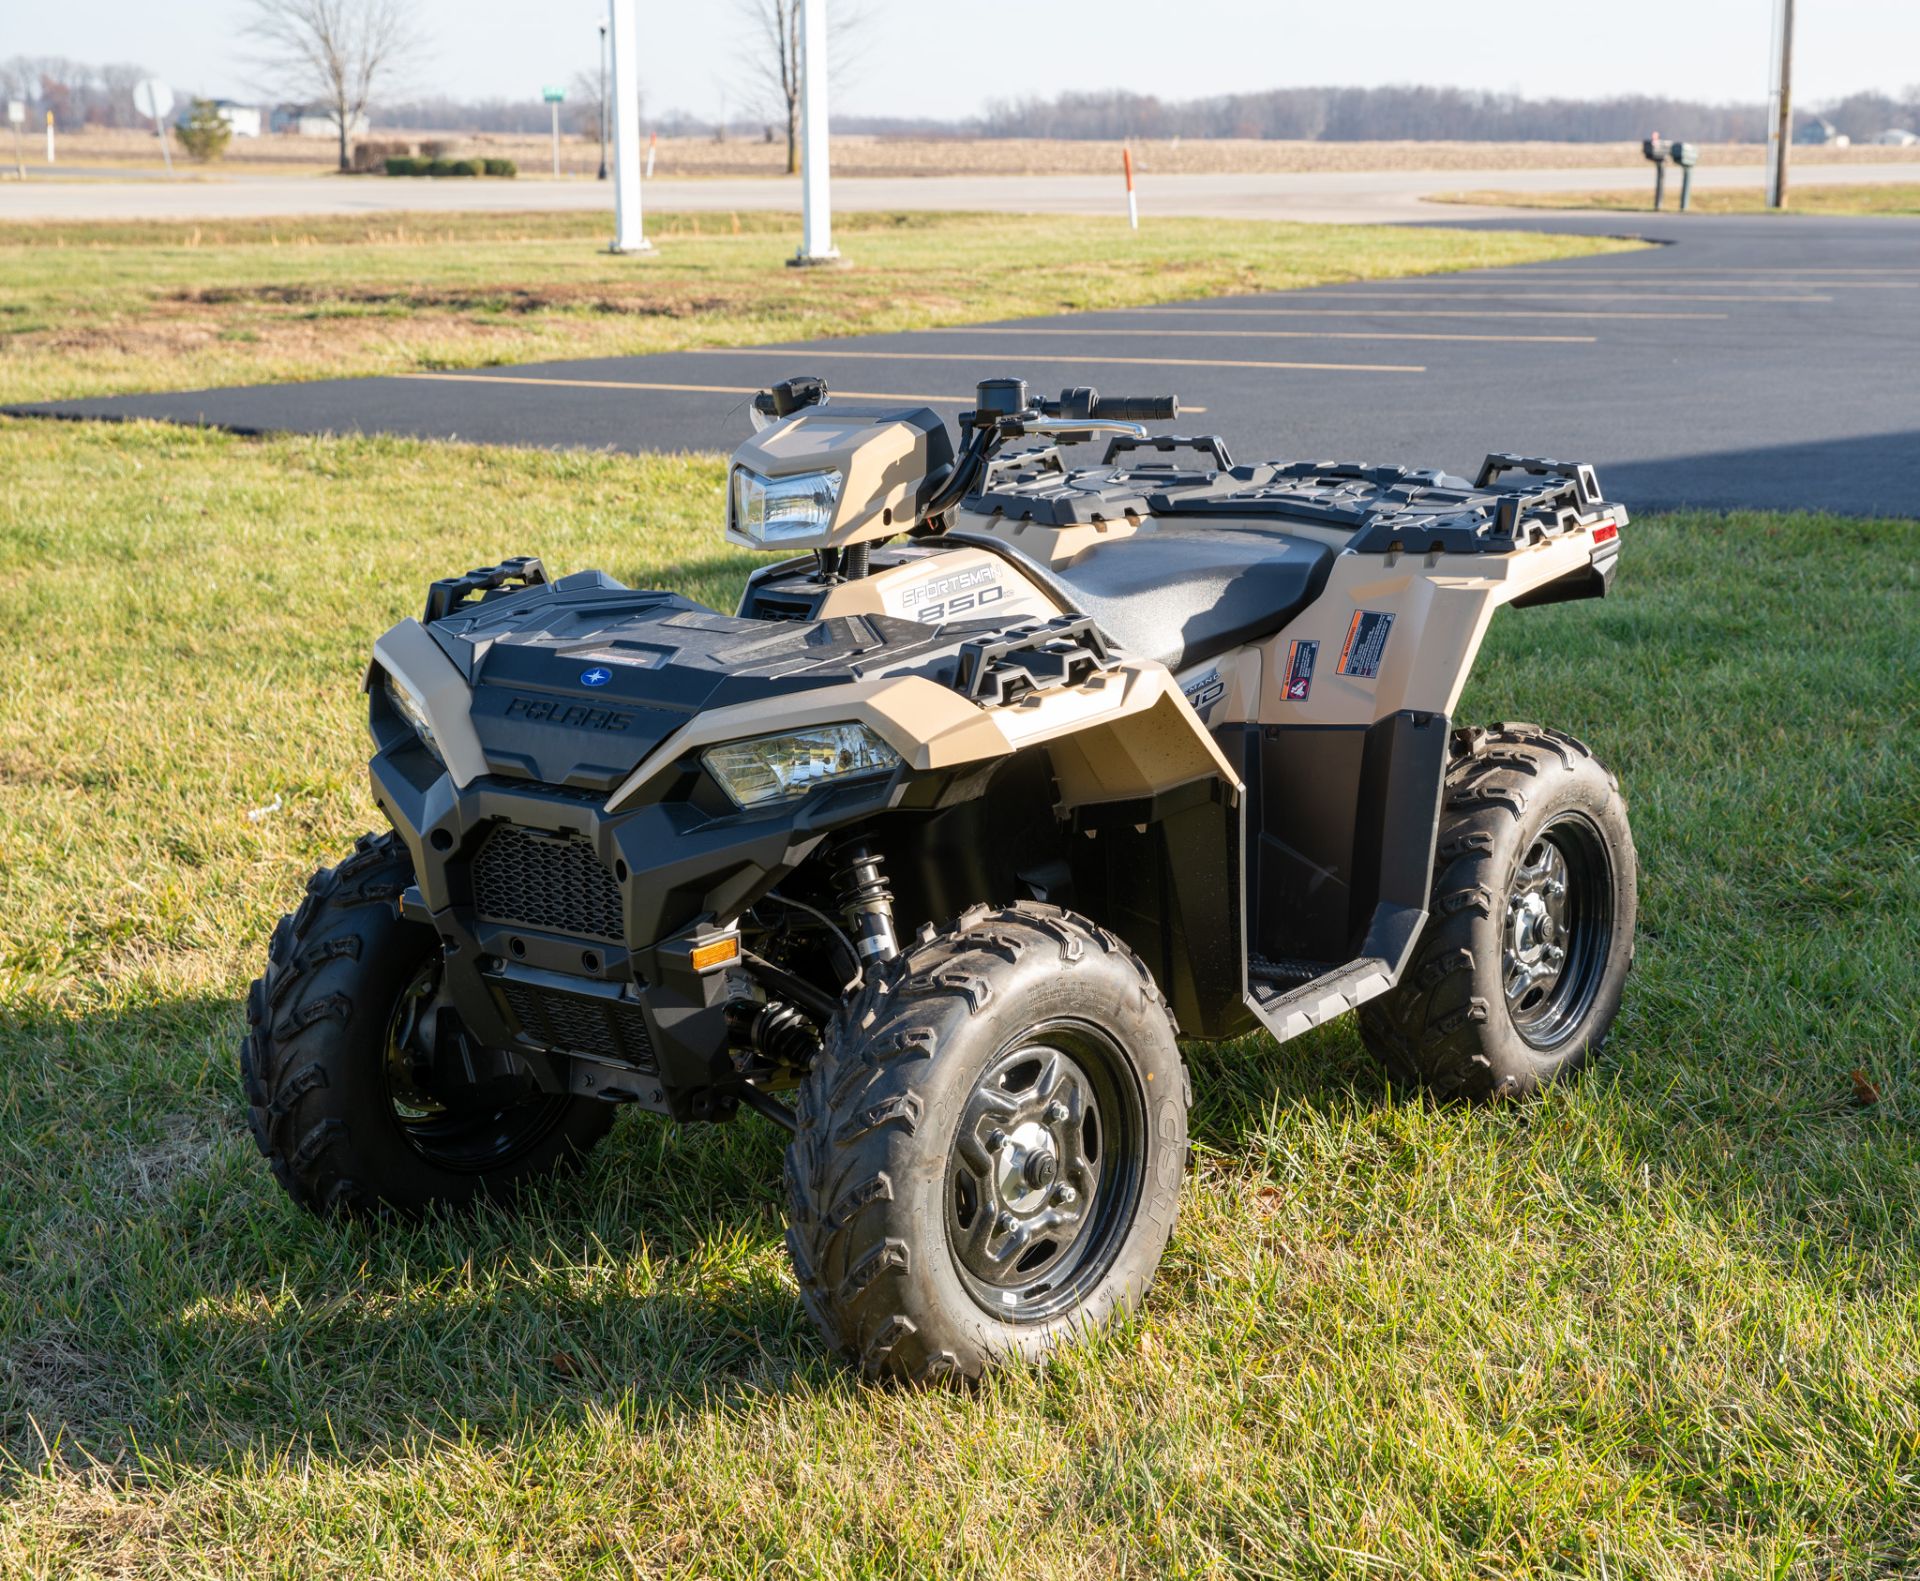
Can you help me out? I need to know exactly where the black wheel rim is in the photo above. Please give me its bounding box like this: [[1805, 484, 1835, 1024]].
[[945, 1020, 1146, 1324], [383, 959, 575, 1173], [1503, 811, 1615, 1050]]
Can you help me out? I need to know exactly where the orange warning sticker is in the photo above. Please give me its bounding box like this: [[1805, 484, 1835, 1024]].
[[1335, 610, 1395, 679]]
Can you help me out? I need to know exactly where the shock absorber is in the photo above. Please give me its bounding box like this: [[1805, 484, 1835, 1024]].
[[832, 837, 899, 967]]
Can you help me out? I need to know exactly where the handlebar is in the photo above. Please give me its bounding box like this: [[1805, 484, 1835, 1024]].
[[1087, 394, 1179, 422]]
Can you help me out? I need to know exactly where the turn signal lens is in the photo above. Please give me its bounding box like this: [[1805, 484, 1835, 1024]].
[[690, 935, 741, 972]]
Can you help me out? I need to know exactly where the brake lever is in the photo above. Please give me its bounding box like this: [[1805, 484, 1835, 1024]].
[[1008, 417, 1150, 443]]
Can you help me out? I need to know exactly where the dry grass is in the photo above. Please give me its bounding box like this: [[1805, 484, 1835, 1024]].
[[1431, 180, 1920, 217], [0, 209, 1634, 405], [38, 125, 1920, 181]]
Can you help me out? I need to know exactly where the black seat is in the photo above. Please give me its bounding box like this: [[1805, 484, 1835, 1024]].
[[1003, 524, 1335, 673]]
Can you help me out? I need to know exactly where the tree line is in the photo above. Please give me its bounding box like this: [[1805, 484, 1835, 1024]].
[[6, 51, 1913, 147], [973, 85, 1920, 143]]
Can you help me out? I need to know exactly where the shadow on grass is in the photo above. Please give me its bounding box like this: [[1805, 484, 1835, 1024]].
[[6, 969, 1915, 1483]]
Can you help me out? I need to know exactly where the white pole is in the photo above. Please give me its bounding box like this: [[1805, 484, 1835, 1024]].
[[608, 0, 651, 253], [46, 111, 54, 164], [1764, 0, 1788, 208], [550, 100, 560, 178], [793, 0, 839, 265]]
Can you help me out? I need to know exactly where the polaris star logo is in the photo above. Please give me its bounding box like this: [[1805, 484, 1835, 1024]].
[[579, 667, 612, 687]]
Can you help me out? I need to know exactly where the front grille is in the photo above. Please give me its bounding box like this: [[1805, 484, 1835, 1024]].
[[471, 824, 624, 941], [500, 979, 657, 1071]]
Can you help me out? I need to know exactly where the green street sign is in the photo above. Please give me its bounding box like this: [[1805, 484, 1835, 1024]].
[[542, 86, 566, 103]]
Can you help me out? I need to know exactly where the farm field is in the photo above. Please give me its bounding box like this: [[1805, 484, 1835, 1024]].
[[35, 125, 1920, 180], [1, 418, 1916, 1577]]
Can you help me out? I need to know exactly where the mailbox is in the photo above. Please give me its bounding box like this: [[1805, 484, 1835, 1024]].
[[1670, 141, 1699, 209]]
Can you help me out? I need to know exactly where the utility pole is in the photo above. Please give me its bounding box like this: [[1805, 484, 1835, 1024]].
[[596, 20, 609, 181], [790, 0, 840, 266], [1767, 0, 1795, 209], [608, 0, 652, 252]]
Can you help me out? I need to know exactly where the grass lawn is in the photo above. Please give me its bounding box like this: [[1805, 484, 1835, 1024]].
[[0, 210, 1638, 406], [1431, 181, 1920, 217], [1, 419, 1916, 1577]]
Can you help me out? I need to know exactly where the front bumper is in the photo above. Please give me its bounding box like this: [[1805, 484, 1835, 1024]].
[[369, 740, 899, 1118]]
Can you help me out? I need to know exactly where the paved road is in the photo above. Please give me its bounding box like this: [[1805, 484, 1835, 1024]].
[[5, 160, 1917, 225], [11, 213, 1917, 517]]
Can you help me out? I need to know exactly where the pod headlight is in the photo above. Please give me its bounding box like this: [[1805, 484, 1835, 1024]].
[[702, 724, 900, 809], [730, 465, 843, 544]]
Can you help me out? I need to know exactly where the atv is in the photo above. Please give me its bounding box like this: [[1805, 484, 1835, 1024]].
[[242, 375, 1636, 1383]]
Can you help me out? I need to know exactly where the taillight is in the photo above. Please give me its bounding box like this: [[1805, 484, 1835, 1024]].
[[1592, 521, 1619, 545]]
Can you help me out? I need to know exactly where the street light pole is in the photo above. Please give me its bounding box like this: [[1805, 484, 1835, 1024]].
[[1767, 0, 1795, 209], [597, 19, 609, 182]]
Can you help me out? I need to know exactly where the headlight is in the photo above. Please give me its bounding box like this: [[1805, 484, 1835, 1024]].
[[702, 723, 901, 809], [730, 466, 842, 544], [383, 670, 443, 763]]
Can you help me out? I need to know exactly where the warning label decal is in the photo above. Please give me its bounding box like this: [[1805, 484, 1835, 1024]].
[[1282, 639, 1318, 701], [1335, 610, 1395, 680]]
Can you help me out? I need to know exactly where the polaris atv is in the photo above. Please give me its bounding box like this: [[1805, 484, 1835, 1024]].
[[243, 375, 1636, 1383]]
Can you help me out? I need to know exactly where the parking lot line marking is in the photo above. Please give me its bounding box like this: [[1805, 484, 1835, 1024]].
[[1314, 289, 1831, 303], [680, 347, 1427, 374], [1135, 306, 1728, 321], [926, 325, 1599, 345], [399, 372, 973, 404]]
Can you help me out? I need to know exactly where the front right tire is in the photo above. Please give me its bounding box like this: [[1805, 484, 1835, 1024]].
[[784, 901, 1189, 1384], [240, 831, 614, 1217]]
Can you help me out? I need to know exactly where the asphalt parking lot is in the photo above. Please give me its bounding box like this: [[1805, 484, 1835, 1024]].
[[12, 213, 1918, 516]]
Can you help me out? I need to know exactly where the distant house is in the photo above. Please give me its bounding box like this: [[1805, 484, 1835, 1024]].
[[270, 104, 369, 138], [1794, 117, 1850, 147], [1873, 127, 1919, 147], [207, 100, 263, 138]]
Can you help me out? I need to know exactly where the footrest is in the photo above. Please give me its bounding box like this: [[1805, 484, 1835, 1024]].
[[1246, 957, 1392, 1044]]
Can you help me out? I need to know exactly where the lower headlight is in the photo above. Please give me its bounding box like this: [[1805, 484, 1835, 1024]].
[[703, 724, 901, 808], [382, 670, 443, 763], [730, 465, 843, 544]]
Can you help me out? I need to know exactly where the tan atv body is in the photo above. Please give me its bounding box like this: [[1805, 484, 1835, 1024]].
[[246, 374, 1636, 1384]]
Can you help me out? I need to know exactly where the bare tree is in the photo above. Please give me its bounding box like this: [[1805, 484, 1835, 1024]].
[[243, 0, 418, 172], [735, 0, 865, 175]]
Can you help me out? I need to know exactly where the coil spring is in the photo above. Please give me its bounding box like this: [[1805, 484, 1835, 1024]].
[[832, 837, 900, 965]]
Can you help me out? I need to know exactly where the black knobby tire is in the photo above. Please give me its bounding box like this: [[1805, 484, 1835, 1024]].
[[785, 901, 1190, 1384], [239, 830, 614, 1217], [1358, 722, 1637, 1101]]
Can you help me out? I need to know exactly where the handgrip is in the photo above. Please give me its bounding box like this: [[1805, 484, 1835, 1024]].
[[1089, 394, 1179, 422]]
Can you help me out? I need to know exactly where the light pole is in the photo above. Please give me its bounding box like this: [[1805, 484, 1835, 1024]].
[[1767, 0, 1796, 210], [597, 19, 609, 182]]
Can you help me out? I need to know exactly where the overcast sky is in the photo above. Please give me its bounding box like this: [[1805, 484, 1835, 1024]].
[[13, 1, 1915, 119]]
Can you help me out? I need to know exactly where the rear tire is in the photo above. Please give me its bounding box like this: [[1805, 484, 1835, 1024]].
[[784, 902, 1189, 1384], [239, 831, 615, 1217], [1358, 723, 1637, 1101]]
